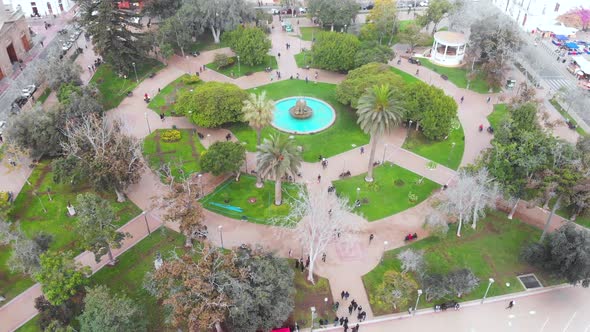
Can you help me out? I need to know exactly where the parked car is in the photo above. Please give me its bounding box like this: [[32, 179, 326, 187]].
[[11, 96, 28, 113], [269, 8, 280, 14], [21, 84, 37, 98], [408, 57, 421, 65], [299, 7, 307, 13], [419, 1, 429, 6], [62, 42, 73, 52]]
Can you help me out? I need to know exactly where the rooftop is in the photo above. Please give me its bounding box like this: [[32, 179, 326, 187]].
[[434, 31, 467, 46]]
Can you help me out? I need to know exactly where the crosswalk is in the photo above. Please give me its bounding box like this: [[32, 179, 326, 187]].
[[543, 77, 577, 91]]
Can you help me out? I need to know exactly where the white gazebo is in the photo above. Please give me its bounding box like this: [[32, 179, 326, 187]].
[[431, 31, 467, 67]]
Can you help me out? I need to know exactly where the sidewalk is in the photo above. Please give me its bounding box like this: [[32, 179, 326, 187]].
[[0, 212, 163, 332]]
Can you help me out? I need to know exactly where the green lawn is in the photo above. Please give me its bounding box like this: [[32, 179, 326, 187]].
[[206, 55, 278, 78], [226, 80, 370, 162], [390, 66, 419, 83], [333, 163, 439, 221], [37, 88, 51, 104], [392, 20, 433, 45], [200, 175, 299, 224], [363, 211, 559, 316], [294, 50, 313, 69], [90, 59, 164, 109], [185, 33, 230, 53], [143, 129, 206, 181], [15, 317, 39, 332], [402, 122, 465, 170], [148, 74, 201, 117], [549, 98, 588, 136], [3, 160, 141, 302], [419, 59, 496, 94], [291, 264, 333, 327], [556, 205, 590, 228], [488, 104, 508, 129], [90, 228, 185, 331], [299, 27, 324, 41]]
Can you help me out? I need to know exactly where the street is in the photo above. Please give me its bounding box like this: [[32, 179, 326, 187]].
[[325, 286, 590, 332]]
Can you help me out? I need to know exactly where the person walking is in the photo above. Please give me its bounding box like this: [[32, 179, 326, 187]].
[[506, 300, 515, 309], [351, 300, 357, 311], [460, 96, 464, 103], [344, 317, 349, 325], [315, 71, 318, 80], [340, 317, 344, 325], [486, 96, 491, 103], [369, 234, 374, 243], [341, 291, 345, 299], [278, 52, 281, 59], [343, 323, 349, 332], [305, 76, 309, 84], [360, 147, 364, 154], [355, 323, 360, 331], [334, 317, 339, 327], [322, 252, 326, 262], [357, 305, 362, 312], [348, 304, 353, 315], [416, 69, 419, 75], [317, 174, 321, 183], [344, 291, 349, 300]]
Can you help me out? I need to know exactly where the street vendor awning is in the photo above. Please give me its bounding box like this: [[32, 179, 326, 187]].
[[572, 56, 590, 74], [555, 35, 569, 41], [565, 42, 579, 49]]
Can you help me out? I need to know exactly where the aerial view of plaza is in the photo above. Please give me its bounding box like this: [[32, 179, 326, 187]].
[[0, 0, 590, 331]]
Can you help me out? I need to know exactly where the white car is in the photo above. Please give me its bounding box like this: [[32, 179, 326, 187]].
[[0, 121, 6, 135], [21, 84, 37, 98], [299, 7, 307, 14], [419, 1, 429, 6]]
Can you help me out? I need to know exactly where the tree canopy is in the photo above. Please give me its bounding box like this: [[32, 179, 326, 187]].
[[311, 32, 360, 72], [78, 285, 147, 332], [308, 0, 358, 30], [336, 62, 403, 108], [225, 26, 272, 66], [5, 105, 64, 158], [177, 82, 248, 127], [366, 0, 399, 45], [200, 141, 246, 176], [34, 251, 90, 305]]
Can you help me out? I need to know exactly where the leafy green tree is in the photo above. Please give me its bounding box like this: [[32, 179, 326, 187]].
[[402, 81, 458, 140], [256, 134, 302, 205], [356, 84, 405, 182], [201, 141, 246, 177], [78, 0, 147, 74], [5, 105, 64, 158], [38, 49, 82, 91], [75, 193, 129, 264], [308, 0, 359, 31], [336, 62, 403, 108], [311, 32, 360, 72], [226, 246, 295, 332], [177, 0, 255, 44], [34, 251, 90, 305], [375, 270, 418, 310], [539, 166, 581, 241], [242, 91, 275, 145], [58, 84, 104, 121], [354, 41, 395, 67], [34, 295, 81, 331], [225, 26, 272, 66], [522, 223, 590, 287], [142, 0, 181, 19], [399, 23, 431, 52], [509, 102, 539, 133], [177, 82, 248, 127], [416, 0, 455, 34], [158, 14, 193, 57], [78, 285, 147, 332], [57, 83, 81, 104], [366, 0, 399, 44]]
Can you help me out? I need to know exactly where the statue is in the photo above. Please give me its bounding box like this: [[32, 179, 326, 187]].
[[154, 252, 163, 270], [289, 98, 313, 119], [67, 201, 76, 216]]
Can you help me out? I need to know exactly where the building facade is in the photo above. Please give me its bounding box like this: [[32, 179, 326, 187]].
[[0, 0, 32, 80], [490, 0, 581, 32], [3, 0, 73, 18]]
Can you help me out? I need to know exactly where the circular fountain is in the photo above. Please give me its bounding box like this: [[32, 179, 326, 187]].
[[272, 97, 336, 134]]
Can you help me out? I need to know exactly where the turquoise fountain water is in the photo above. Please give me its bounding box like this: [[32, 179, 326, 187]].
[[272, 97, 336, 134]]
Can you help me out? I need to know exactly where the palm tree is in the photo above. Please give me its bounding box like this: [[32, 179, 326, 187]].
[[242, 91, 275, 145], [357, 84, 405, 182], [256, 134, 302, 205]]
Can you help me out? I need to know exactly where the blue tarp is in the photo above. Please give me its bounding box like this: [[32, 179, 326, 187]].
[[565, 42, 579, 49], [555, 35, 569, 41]]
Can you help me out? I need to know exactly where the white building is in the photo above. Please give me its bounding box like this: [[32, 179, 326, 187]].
[[2, 0, 73, 18], [431, 31, 467, 67], [490, 0, 581, 33]]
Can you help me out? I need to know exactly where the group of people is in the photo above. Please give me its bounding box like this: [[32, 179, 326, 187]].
[[294, 256, 310, 272], [330, 291, 365, 331]]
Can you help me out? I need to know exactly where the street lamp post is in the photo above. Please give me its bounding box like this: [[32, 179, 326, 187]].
[[132, 62, 138, 83], [197, 174, 203, 198], [413, 289, 423, 316], [356, 187, 360, 201], [481, 278, 495, 304], [310, 307, 316, 331], [408, 120, 413, 135], [324, 297, 328, 311], [382, 143, 389, 164], [381, 240, 388, 264], [142, 211, 151, 235], [218, 225, 224, 249], [206, 133, 211, 146], [237, 55, 241, 76], [144, 112, 151, 134]]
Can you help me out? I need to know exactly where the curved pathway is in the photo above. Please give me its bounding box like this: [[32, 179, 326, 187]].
[[0, 16, 569, 331]]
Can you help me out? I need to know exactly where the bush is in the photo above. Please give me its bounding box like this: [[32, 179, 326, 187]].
[[182, 74, 201, 85], [354, 41, 394, 68], [176, 82, 248, 128], [394, 179, 405, 187], [311, 32, 360, 72], [161, 129, 181, 142], [214, 53, 235, 69], [200, 141, 246, 176]]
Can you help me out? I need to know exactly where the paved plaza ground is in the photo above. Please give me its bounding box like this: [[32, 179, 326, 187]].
[[0, 12, 584, 332]]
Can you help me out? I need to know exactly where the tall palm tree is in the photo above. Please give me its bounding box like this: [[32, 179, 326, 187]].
[[256, 134, 302, 205], [357, 84, 405, 182], [242, 91, 275, 145]]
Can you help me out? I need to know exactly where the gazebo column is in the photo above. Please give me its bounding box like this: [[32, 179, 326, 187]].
[[444, 45, 448, 60], [432, 40, 438, 59]]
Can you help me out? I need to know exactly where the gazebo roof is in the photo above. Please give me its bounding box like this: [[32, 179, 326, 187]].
[[434, 31, 466, 47]]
